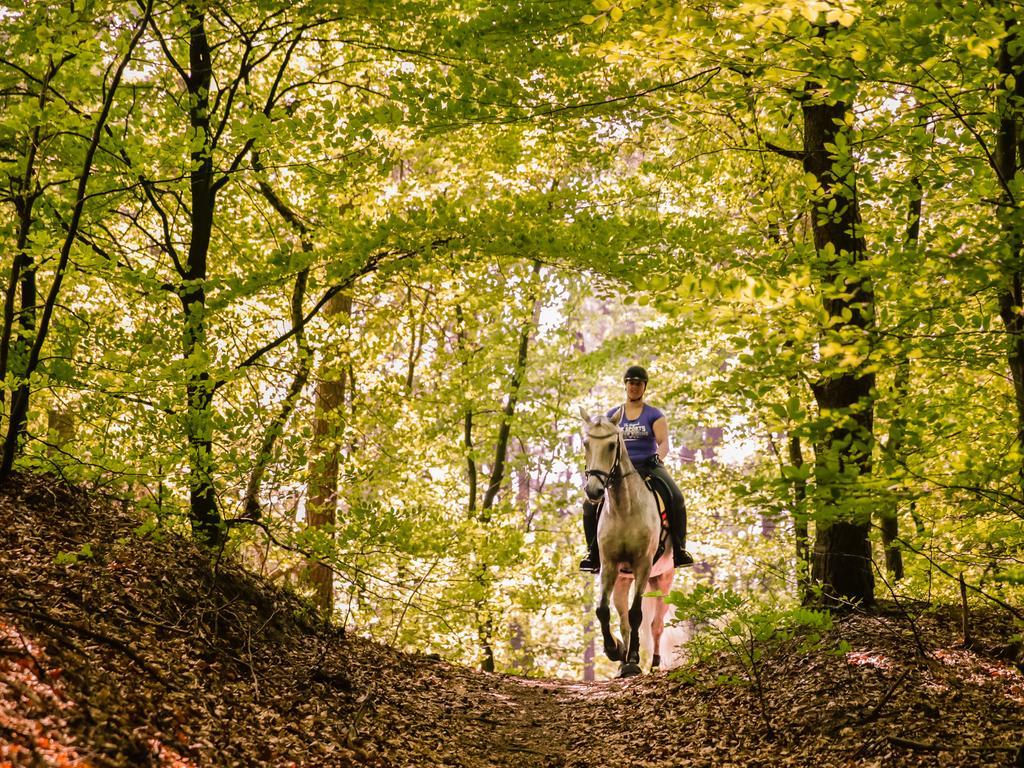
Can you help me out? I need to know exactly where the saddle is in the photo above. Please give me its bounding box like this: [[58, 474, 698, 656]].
[[603, 472, 672, 574], [641, 472, 672, 565]]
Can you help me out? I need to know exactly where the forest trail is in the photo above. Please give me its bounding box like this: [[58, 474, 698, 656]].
[[3, 474, 1024, 768]]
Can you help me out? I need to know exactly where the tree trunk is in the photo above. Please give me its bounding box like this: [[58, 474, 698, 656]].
[[480, 274, 539, 514], [455, 304, 477, 514], [0, 55, 55, 440], [477, 615, 496, 674], [788, 434, 811, 601], [995, 19, 1024, 498], [0, 7, 151, 477], [305, 293, 352, 619], [877, 174, 923, 582], [243, 154, 313, 519], [0, 62, 50, 403], [474, 260, 543, 672], [811, 521, 874, 603], [46, 408, 74, 458], [880, 353, 908, 581], [405, 286, 428, 394], [3, 210, 37, 466], [243, 267, 310, 518], [181, 5, 223, 546], [802, 83, 876, 606]]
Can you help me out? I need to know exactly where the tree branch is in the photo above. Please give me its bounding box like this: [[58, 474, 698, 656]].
[[765, 141, 807, 162]]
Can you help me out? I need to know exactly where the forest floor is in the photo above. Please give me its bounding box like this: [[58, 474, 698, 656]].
[[2, 474, 1024, 767]]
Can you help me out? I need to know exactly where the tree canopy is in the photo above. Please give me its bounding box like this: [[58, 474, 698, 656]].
[[1, 0, 1023, 675]]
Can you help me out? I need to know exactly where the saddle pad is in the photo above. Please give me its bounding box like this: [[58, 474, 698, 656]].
[[642, 473, 671, 530]]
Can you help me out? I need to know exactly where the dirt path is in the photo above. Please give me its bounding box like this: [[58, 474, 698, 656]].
[[439, 676, 581, 765], [354, 626, 1024, 768], [340, 636, 606, 767]]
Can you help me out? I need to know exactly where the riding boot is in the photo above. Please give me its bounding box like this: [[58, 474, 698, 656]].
[[670, 501, 694, 567], [579, 499, 601, 572]]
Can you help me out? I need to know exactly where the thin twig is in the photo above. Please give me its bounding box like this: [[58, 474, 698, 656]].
[[346, 685, 376, 746], [870, 558, 929, 658], [855, 669, 910, 726], [0, 603, 169, 687], [889, 533, 1024, 622], [959, 573, 972, 649]]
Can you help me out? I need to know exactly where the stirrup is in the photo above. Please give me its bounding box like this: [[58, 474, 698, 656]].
[[579, 557, 600, 573], [674, 549, 694, 567]]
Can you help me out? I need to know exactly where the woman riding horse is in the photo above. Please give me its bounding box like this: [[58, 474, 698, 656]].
[[580, 405, 675, 675], [579, 365, 693, 572]]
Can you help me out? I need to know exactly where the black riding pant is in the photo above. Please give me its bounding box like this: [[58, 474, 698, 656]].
[[640, 459, 687, 545]]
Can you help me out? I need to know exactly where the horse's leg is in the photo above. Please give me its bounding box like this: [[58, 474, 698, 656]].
[[612, 575, 631, 669], [650, 594, 666, 671], [619, 559, 651, 677], [648, 570, 674, 671], [595, 563, 622, 662]]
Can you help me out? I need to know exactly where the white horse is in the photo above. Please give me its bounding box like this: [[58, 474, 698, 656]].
[[580, 407, 675, 677]]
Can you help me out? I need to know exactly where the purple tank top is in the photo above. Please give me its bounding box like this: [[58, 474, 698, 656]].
[[608, 404, 663, 465]]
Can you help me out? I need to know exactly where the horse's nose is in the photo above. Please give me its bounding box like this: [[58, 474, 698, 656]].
[[585, 482, 604, 501]]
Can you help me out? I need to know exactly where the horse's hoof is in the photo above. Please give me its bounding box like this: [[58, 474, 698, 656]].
[[618, 662, 643, 678]]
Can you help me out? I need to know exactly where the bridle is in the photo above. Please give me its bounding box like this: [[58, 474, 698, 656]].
[[584, 426, 635, 497]]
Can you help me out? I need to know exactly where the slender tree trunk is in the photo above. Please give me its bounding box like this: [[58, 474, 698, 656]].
[[0, 58, 55, 411], [305, 293, 352, 618], [3, 206, 37, 463], [243, 154, 313, 519], [465, 408, 477, 513], [995, 19, 1024, 498], [180, 5, 222, 546], [477, 617, 496, 673], [801, 84, 876, 606], [0, 7, 151, 477], [46, 408, 74, 458], [455, 304, 478, 514], [474, 260, 543, 672], [880, 352, 910, 582], [7, 226, 37, 451], [481, 276, 539, 514], [877, 173, 924, 581], [405, 287, 428, 394], [789, 434, 811, 601], [1, 199, 37, 456], [243, 268, 310, 518]]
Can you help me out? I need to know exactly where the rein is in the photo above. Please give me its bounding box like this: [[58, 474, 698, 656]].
[[585, 429, 636, 492]]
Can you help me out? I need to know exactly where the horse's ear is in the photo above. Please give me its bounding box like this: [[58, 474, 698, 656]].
[[578, 406, 591, 423], [608, 406, 622, 425]]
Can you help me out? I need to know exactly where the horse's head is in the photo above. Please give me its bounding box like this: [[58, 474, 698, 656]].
[[579, 406, 625, 501]]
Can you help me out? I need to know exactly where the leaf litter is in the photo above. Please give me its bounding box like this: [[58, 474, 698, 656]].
[[1, 473, 1023, 766]]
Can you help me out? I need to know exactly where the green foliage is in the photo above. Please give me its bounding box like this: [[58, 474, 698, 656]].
[[666, 584, 836, 730], [666, 585, 834, 684], [55, 543, 94, 567], [3, 0, 1024, 675]]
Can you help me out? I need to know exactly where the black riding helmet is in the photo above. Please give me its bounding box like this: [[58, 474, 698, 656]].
[[623, 365, 648, 383]]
